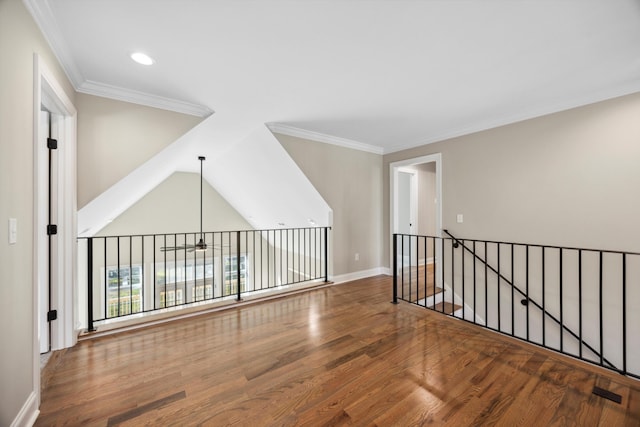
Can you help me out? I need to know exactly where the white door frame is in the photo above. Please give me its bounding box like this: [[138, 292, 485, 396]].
[[390, 153, 442, 273], [395, 167, 418, 235], [33, 54, 78, 406]]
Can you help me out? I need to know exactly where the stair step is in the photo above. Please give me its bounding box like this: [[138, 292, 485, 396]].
[[401, 286, 443, 303], [430, 301, 463, 315]]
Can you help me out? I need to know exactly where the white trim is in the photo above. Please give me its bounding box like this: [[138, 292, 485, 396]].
[[23, 0, 84, 87], [10, 391, 39, 427], [23, 0, 212, 118], [78, 80, 213, 118], [331, 267, 387, 284], [36, 54, 78, 351], [268, 123, 385, 155], [33, 54, 78, 418]]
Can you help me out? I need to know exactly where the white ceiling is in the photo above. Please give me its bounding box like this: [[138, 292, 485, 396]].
[[28, 0, 640, 154]]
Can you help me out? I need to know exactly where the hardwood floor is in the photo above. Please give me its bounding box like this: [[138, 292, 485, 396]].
[[37, 275, 640, 426]]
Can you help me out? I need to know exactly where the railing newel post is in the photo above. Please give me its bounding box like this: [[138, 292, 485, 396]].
[[236, 231, 242, 301], [392, 234, 398, 304], [86, 237, 96, 332], [324, 227, 329, 282]]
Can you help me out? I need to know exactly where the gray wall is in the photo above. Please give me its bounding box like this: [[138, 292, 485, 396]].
[[384, 91, 640, 267], [0, 0, 76, 424], [77, 93, 202, 208], [97, 172, 252, 236], [277, 133, 383, 277]]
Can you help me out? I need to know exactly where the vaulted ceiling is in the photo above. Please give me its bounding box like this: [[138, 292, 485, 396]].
[[27, 0, 640, 235], [28, 0, 640, 153]]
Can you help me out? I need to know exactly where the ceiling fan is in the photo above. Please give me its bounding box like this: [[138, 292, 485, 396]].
[[161, 156, 209, 253]]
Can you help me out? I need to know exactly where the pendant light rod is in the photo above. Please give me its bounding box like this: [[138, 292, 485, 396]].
[[198, 156, 205, 239]]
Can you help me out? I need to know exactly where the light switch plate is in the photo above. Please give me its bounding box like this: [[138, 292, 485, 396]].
[[456, 214, 463, 224], [9, 218, 17, 244]]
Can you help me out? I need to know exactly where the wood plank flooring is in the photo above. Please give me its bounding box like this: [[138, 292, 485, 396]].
[[37, 275, 640, 426]]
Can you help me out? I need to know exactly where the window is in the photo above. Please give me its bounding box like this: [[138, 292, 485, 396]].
[[160, 289, 184, 307], [156, 257, 215, 305], [105, 265, 142, 317], [155, 258, 214, 286], [224, 255, 247, 296]]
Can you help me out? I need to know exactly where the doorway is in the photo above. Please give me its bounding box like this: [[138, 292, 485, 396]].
[[38, 109, 58, 354], [390, 153, 442, 282], [33, 55, 78, 409]]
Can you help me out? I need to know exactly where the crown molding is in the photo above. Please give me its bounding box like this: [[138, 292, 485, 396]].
[[78, 80, 213, 117], [385, 81, 640, 154], [24, 0, 212, 118], [23, 0, 84, 88], [268, 123, 384, 155]]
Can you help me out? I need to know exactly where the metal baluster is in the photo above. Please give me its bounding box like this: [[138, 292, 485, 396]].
[[473, 241, 476, 324], [324, 227, 328, 282], [622, 253, 627, 375], [462, 238, 465, 319], [578, 249, 582, 359], [511, 243, 514, 337], [409, 235, 413, 304], [497, 243, 501, 331], [393, 234, 398, 304], [450, 238, 454, 314], [141, 236, 145, 313], [87, 238, 95, 331], [400, 234, 404, 300], [526, 245, 529, 341], [432, 237, 436, 308], [237, 231, 241, 301], [423, 236, 427, 308], [117, 236, 121, 316], [484, 242, 488, 327], [129, 236, 133, 314], [559, 248, 563, 351], [599, 251, 603, 366], [542, 247, 546, 347]]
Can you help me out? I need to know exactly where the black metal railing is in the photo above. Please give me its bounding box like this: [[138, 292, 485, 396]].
[[79, 227, 330, 331], [392, 232, 640, 380]]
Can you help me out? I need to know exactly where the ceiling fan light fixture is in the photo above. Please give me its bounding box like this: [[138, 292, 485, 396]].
[[131, 52, 154, 65], [194, 238, 208, 252]]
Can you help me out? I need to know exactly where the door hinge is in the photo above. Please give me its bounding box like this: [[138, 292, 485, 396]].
[[47, 310, 57, 322], [47, 138, 58, 150], [47, 224, 58, 235]]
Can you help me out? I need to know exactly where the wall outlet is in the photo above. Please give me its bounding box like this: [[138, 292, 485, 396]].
[[9, 218, 17, 244], [355, 253, 359, 261], [456, 214, 464, 223]]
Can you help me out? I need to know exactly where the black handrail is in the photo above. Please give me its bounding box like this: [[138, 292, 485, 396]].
[[442, 229, 621, 374], [392, 232, 638, 380]]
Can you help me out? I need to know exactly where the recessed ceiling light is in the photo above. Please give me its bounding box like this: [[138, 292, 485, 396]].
[[131, 52, 154, 65]]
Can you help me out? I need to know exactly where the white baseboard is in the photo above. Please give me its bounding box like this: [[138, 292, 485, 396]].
[[11, 390, 39, 427], [331, 267, 389, 284]]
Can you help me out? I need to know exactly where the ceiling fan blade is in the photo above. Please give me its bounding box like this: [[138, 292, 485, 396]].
[[161, 244, 196, 252]]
